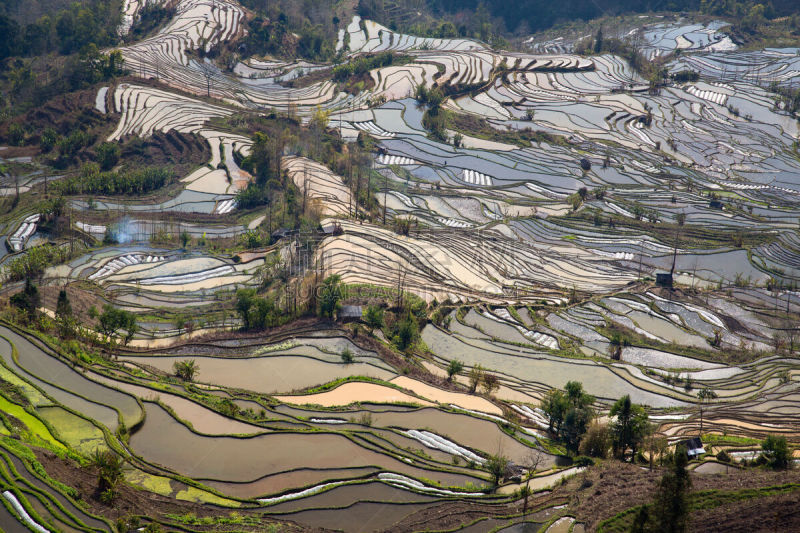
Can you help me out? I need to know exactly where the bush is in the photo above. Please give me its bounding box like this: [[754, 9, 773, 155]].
[[579, 422, 611, 458], [362, 305, 384, 334], [7, 123, 25, 146], [40, 128, 59, 152], [57, 130, 91, 158], [716, 450, 731, 463], [394, 313, 418, 351], [340, 348, 354, 364], [447, 359, 464, 381], [235, 182, 270, 209], [173, 360, 198, 381], [573, 455, 595, 467], [96, 142, 121, 170]]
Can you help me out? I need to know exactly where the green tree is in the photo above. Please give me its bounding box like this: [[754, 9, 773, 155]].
[[362, 305, 384, 334], [542, 388, 568, 434], [561, 381, 595, 454], [96, 305, 138, 345], [468, 364, 485, 393], [486, 453, 509, 487], [593, 28, 603, 53], [482, 372, 500, 395], [762, 435, 789, 469], [394, 312, 418, 351], [610, 395, 650, 462], [318, 274, 343, 318], [173, 359, 198, 381], [248, 132, 272, 184], [235, 288, 255, 330], [40, 128, 59, 152], [630, 505, 650, 533], [55, 288, 74, 337], [651, 446, 692, 532], [10, 279, 40, 320], [447, 359, 464, 381]]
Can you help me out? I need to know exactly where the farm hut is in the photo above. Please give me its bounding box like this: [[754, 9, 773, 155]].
[[679, 437, 705, 459], [656, 271, 673, 287], [339, 305, 363, 323]]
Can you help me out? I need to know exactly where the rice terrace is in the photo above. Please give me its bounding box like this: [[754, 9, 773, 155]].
[[0, 0, 799, 531]]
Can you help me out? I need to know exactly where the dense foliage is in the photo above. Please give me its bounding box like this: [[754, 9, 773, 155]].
[[58, 164, 174, 196], [236, 0, 342, 61], [332, 52, 407, 82], [4, 244, 72, 281], [0, 0, 121, 60], [359, 0, 800, 37], [96, 304, 138, 345], [235, 288, 287, 330], [541, 381, 595, 454]]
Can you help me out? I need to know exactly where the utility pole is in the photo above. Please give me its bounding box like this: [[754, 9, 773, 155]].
[[383, 170, 388, 225]]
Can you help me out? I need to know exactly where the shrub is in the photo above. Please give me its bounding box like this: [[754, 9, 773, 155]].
[[394, 313, 418, 351], [362, 305, 384, 334], [716, 450, 731, 463], [340, 348, 354, 364], [40, 128, 59, 152], [762, 435, 789, 469], [579, 422, 611, 458], [96, 142, 120, 170], [173, 360, 198, 381], [7, 123, 25, 146], [447, 359, 463, 381]]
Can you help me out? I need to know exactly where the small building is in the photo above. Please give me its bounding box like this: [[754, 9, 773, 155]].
[[656, 271, 673, 287], [321, 221, 343, 235], [679, 437, 705, 459], [339, 305, 363, 323]]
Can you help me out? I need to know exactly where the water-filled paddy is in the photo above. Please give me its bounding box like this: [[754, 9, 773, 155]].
[[122, 354, 395, 393], [130, 403, 481, 489]]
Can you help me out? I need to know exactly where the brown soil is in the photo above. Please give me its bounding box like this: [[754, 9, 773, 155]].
[[118, 129, 210, 176], [690, 491, 800, 532], [39, 283, 106, 329], [2, 86, 113, 153], [568, 460, 800, 532]]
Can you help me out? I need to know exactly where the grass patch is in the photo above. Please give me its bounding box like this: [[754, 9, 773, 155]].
[[0, 395, 66, 451]]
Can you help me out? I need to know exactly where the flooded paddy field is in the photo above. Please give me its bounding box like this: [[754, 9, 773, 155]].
[[1, 1, 800, 530]]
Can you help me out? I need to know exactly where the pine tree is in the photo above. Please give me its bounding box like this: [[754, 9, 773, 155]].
[[651, 446, 692, 532]]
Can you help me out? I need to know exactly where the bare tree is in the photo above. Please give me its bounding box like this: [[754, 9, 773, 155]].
[[198, 61, 216, 98], [521, 449, 543, 516]]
